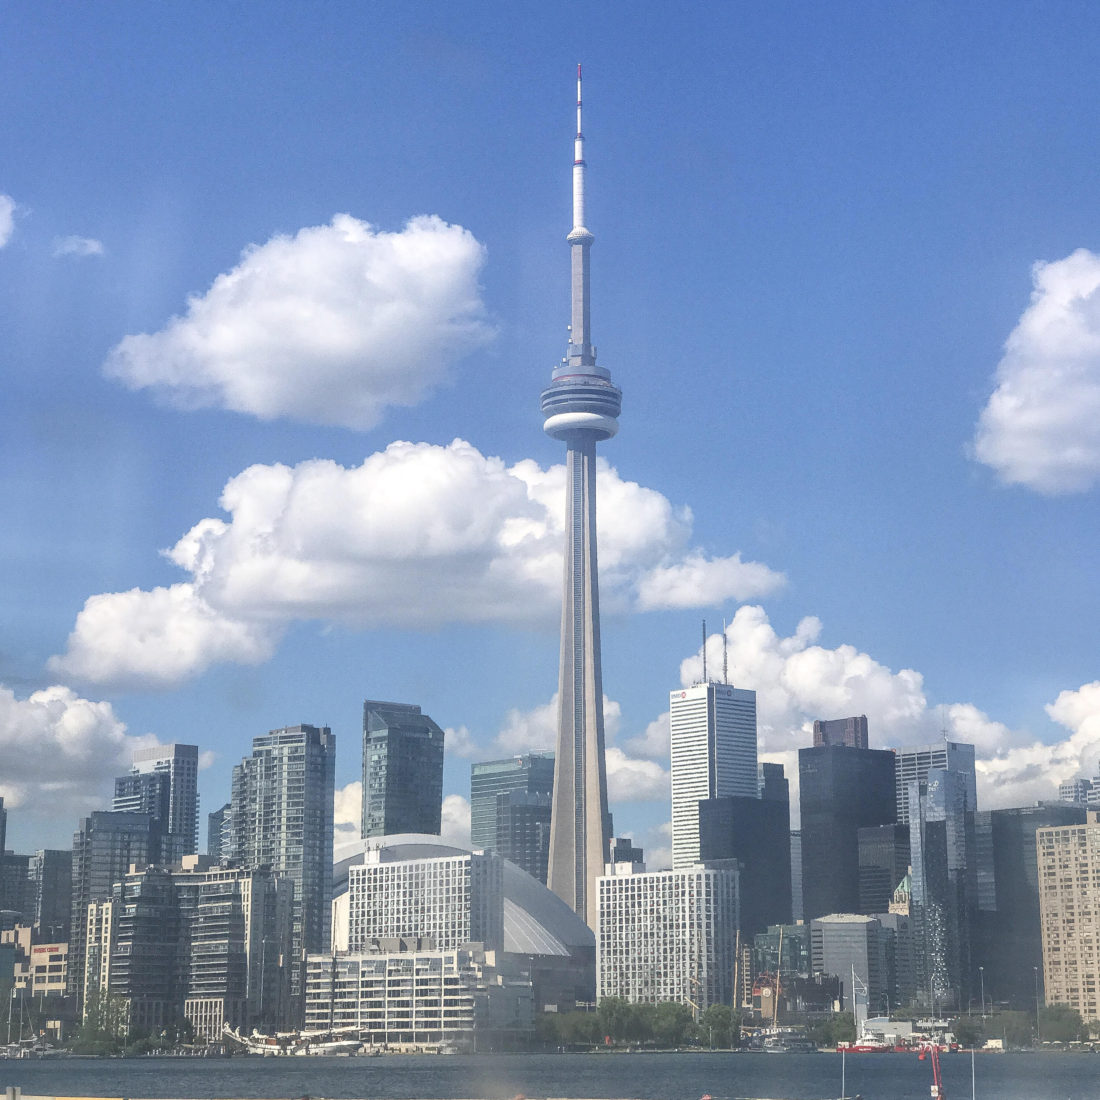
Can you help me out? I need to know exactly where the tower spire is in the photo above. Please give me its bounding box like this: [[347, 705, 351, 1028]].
[[572, 63, 587, 237], [542, 68, 623, 931]]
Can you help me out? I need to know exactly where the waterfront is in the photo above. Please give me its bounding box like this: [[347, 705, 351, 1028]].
[[2, 1050, 1099, 1100]]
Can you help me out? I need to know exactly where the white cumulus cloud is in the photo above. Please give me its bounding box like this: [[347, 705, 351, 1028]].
[[606, 746, 669, 802], [51, 441, 780, 689], [52, 235, 104, 258], [103, 214, 494, 430], [0, 684, 159, 822], [333, 780, 362, 842], [973, 248, 1100, 493], [0, 195, 14, 247], [441, 794, 471, 848]]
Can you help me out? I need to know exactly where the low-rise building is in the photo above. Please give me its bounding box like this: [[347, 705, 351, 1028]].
[[305, 940, 532, 1050]]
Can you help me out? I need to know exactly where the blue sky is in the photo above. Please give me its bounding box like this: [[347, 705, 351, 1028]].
[[4, 2, 1100, 862]]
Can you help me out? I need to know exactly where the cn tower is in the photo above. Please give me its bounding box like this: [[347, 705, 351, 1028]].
[[541, 65, 621, 931]]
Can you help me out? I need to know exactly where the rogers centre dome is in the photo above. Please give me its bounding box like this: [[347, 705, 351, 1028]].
[[331, 834, 596, 958]]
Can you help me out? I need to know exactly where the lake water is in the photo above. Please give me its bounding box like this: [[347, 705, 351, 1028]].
[[1, 1050, 1097, 1100]]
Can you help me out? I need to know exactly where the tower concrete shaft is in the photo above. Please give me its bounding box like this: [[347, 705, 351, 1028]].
[[541, 66, 621, 930]]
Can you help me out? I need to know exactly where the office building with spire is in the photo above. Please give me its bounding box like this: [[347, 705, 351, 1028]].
[[670, 681, 759, 870], [541, 67, 621, 930]]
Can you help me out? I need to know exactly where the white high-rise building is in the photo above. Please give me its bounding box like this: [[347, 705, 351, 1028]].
[[346, 849, 504, 953], [670, 683, 758, 869], [596, 861, 739, 1007], [894, 741, 976, 824]]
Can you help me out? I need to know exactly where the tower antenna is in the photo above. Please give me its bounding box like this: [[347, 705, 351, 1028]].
[[722, 618, 728, 686], [702, 619, 707, 684]]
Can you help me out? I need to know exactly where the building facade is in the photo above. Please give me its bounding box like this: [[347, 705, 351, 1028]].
[[895, 741, 976, 825], [1038, 811, 1100, 1022], [114, 743, 199, 864], [908, 768, 973, 1009], [68, 811, 159, 1003], [810, 913, 889, 1027], [229, 724, 335, 1006], [362, 701, 445, 838], [698, 764, 791, 935], [813, 715, 869, 749], [305, 941, 533, 1049], [347, 849, 504, 953], [470, 753, 554, 881], [858, 823, 911, 916], [974, 802, 1085, 1008], [798, 744, 896, 921], [596, 861, 739, 1009], [670, 682, 758, 869]]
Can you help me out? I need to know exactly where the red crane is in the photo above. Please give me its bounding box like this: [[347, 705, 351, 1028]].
[[917, 1041, 946, 1098]]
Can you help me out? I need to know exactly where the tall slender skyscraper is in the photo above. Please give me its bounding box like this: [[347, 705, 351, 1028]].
[[542, 67, 622, 930], [229, 724, 335, 1009]]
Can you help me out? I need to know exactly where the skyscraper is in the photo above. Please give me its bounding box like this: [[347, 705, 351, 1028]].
[[908, 768, 973, 1008], [471, 753, 555, 849], [973, 802, 1083, 1008], [470, 753, 554, 881], [857, 823, 910, 915], [895, 741, 976, 825], [698, 762, 791, 934], [362, 700, 445, 838], [542, 67, 622, 930], [114, 743, 200, 864], [670, 682, 758, 869], [597, 861, 739, 1008], [799, 742, 896, 921], [1038, 811, 1100, 1023], [813, 715, 869, 749], [67, 810, 159, 1002], [229, 724, 335, 1008]]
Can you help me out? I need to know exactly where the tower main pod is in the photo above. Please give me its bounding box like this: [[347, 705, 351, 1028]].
[[541, 67, 622, 931]]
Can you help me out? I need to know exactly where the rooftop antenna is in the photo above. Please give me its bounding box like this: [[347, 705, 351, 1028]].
[[701, 619, 707, 683], [940, 704, 949, 743], [722, 618, 729, 685]]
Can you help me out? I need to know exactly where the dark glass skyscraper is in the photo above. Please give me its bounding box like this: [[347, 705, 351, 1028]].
[[698, 763, 792, 935], [974, 801, 1085, 1008], [908, 768, 973, 1008], [799, 743, 896, 921], [858, 823, 911, 915], [361, 700, 445, 838]]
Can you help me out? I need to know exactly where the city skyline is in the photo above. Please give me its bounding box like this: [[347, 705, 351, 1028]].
[[4, 5, 1100, 865]]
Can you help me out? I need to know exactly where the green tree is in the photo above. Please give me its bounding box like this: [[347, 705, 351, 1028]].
[[651, 1002, 695, 1048], [1039, 1004, 1088, 1043], [995, 1010, 1034, 1049], [810, 1011, 856, 1046], [700, 1004, 734, 1048], [950, 1015, 984, 1048], [598, 997, 643, 1044]]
